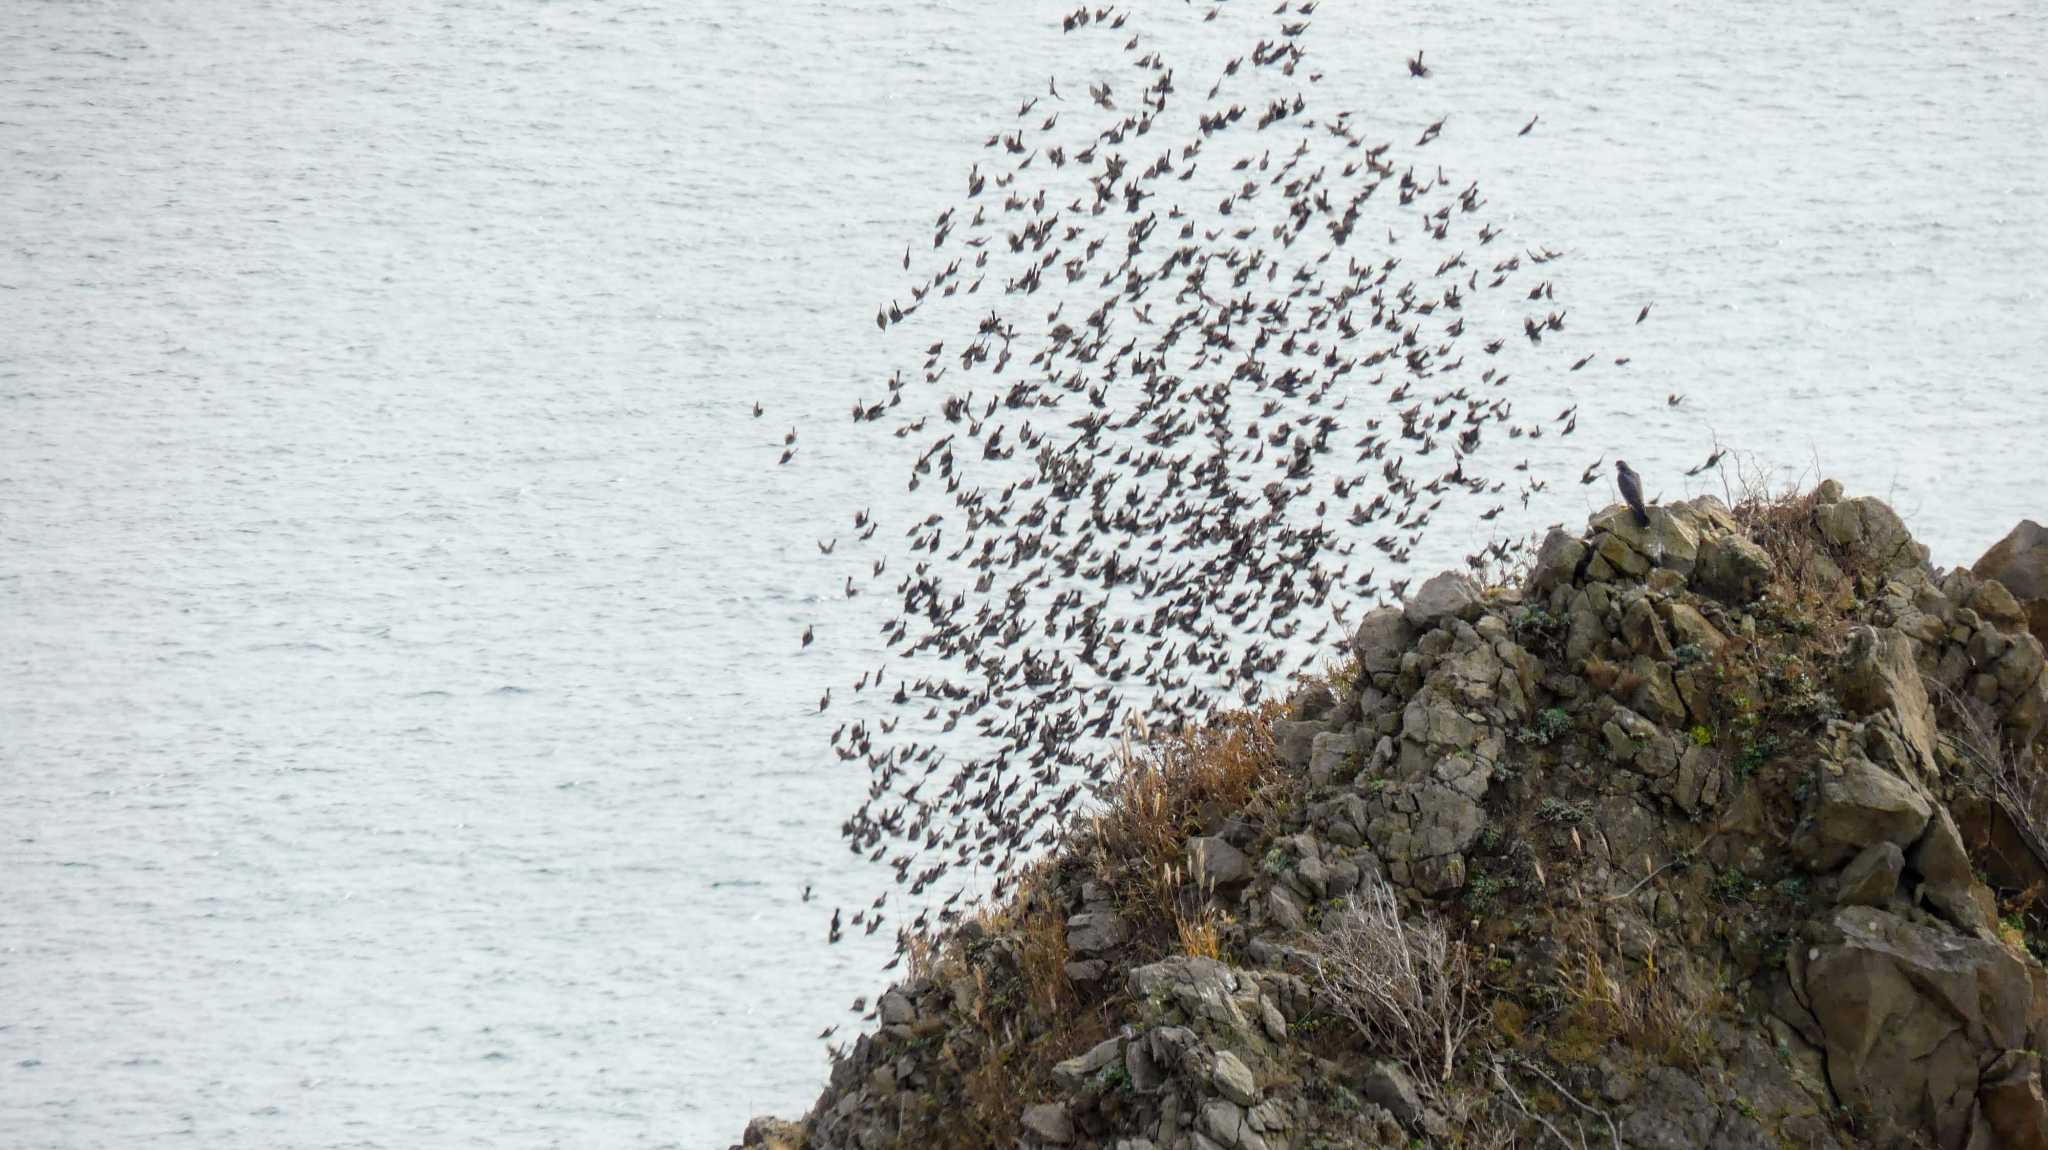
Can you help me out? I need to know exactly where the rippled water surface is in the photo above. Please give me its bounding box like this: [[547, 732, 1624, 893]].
[[3, 2, 2044, 1146]]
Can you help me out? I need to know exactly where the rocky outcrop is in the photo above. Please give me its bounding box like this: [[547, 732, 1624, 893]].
[[737, 490, 2048, 1150], [1975, 520, 2048, 648]]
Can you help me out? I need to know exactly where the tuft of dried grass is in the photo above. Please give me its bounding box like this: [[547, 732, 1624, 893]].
[[1549, 922, 1722, 1071], [1089, 702, 1284, 951], [1726, 466, 1856, 643]]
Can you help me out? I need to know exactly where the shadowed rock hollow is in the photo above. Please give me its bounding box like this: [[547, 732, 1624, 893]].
[[738, 484, 2048, 1150]]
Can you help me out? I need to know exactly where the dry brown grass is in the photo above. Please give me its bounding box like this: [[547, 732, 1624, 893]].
[[1727, 469, 1857, 642], [948, 863, 1107, 1145], [1088, 701, 1286, 953], [1173, 887, 1224, 960], [1546, 921, 1722, 1072]]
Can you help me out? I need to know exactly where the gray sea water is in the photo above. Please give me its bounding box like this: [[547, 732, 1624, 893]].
[[3, 2, 2044, 1146]]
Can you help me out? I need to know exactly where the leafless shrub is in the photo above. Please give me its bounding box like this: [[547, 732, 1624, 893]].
[[1492, 1055, 1621, 1150], [1941, 684, 2048, 881], [1303, 872, 1483, 1084]]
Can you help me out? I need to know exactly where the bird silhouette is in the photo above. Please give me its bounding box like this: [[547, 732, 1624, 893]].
[[786, 1, 1603, 964], [1616, 460, 1650, 526]]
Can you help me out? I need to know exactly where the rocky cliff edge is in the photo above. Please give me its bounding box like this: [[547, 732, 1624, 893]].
[[739, 482, 2048, 1150]]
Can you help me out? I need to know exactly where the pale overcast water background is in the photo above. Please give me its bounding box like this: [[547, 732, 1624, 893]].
[[3, 1, 2045, 1146]]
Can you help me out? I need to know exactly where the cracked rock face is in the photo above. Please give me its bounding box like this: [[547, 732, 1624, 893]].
[[1802, 905, 2035, 1149]]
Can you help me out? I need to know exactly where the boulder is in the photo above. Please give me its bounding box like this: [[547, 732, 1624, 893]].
[[877, 988, 916, 1025], [1796, 754, 1932, 870], [1696, 531, 1776, 601], [1129, 957, 1258, 1037], [1589, 502, 1704, 576], [1973, 519, 2048, 645], [1307, 729, 1358, 787], [1270, 719, 1327, 769], [1616, 1067, 1718, 1150], [1663, 601, 1729, 655], [1199, 1099, 1269, 1150], [1908, 806, 1999, 938], [1802, 905, 2035, 1148], [1978, 1051, 2048, 1150], [1835, 841, 1904, 907], [1815, 495, 1929, 575], [1352, 607, 1414, 677], [1066, 907, 1128, 956], [1840, 626, 1938, 781], [1363, 782, 1485, 896], [1361, 1060, 1424, 1127], [1211, 1049, 1258, 1105], [1527, 527, 1587, 595], [1189, 835, 1252, 889], [740, 1116, 805, 1149], [1020, 1102, 1075, 1145], [1052, 1036, 1124, 1090], [1402, 571, 1482, 630]]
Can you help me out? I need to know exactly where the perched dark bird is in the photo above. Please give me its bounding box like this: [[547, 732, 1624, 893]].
[[1616, 460, 1650, 527]]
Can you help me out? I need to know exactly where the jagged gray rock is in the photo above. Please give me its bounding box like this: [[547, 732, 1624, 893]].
[[1835, 841, 1904, 907], [1188, 835, 1251, 889], [1796, 753, 1933, 870], [1815, 493, 1929, 575], [1527, 527, 1587, 595], [1696, 530, 1775, 601], [1020, 1101, 1074, 1144], [1402, 571, 1481, 630], [1351, 606, 1413, 678], [1975, 519, 2048, 646], [1211, 1049, 1257, 1106]]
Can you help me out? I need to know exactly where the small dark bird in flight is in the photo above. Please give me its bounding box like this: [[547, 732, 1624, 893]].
[[1616, 460, 1650, 526], [752, 402, 763, 418], [1407, 51, 1430, 77], [1519, 114, 1538, 136], [1667, 393, 1685, 406], [1581, 455, 1605, 485], [817, 538, 834, 555], [801, 624, 814, 648], [1636, 303, 1652, 324], [818, 689, 831, 712]]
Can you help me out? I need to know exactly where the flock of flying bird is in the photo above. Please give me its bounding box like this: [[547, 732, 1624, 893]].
[[760, 3, 1698, 979]]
